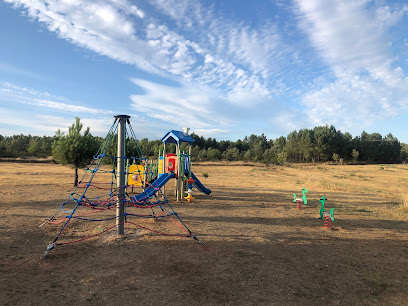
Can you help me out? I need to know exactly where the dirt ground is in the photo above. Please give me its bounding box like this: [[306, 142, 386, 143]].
[[0, 161, 407, 305]]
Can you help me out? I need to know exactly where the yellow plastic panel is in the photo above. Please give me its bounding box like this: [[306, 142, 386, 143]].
[[128, 165, 144, 186]]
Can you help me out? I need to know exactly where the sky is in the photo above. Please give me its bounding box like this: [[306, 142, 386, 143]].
[[1, 0, 408, 142]]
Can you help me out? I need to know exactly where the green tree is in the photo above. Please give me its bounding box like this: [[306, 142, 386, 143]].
[[263, 147, 277, 165], [274, 136, 286, 152], [190, 145, 202, 162], [223, 146, 240, 161], [277, 151, 287, 165], [285, 130, 299, 162], [332, 153, 340, 163], [4, 134, 31, 157], [400, 143, 408, 163], [299, 129, 313, 162], [0, 135, 11, 157], [197, 148, 207, 161], [202, 172, 209, 184], [28, 136, 53, 157], [52, 118, 99, 186], [351, 149, 359, 163], [313, 125, 330, 161], [206, 147, 222, 160], [244, 148, 255, 161]]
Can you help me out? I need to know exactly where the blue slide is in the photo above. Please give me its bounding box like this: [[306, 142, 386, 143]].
[[134, 172, 175, 202], [191, 172, 211, 195]]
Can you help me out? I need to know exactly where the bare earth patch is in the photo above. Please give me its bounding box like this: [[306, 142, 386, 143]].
[[0, 162, 407, 305]]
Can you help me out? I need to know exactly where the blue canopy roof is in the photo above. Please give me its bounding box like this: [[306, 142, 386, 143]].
[[162, 130, 195, 144]]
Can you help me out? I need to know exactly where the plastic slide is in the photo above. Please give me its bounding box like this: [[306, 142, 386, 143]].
[[134, 172, 176, 202], [191, 172, 211, 195]]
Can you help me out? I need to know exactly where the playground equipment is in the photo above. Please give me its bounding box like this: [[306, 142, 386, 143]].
[[128, 164, 145, 187], [185, 190, 195, 202], [293, 188, 308, 205], [319, 196, 334, 229], [295, 198, 302, 210], [118, 129, 211, 201], [40, 115, 203, 258], [184, 177, 195, 202], [159, 130, 211, 201]]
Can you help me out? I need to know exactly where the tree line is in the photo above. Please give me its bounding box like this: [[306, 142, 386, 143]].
[[188, 125, 407, 164], [1, 120, 407, 165]]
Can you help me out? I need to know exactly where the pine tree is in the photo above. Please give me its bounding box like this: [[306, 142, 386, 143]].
[[52, 118, 99, 186]]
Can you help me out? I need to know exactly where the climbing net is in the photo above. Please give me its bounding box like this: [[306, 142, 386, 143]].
[[41, 117, 200, 257]]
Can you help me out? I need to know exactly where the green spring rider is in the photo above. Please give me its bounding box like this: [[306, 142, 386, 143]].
[[319, 196, 334, 221], [293, 187, 308, 205]]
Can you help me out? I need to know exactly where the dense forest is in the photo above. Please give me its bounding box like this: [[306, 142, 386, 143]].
[[0, 124, 407, 164]]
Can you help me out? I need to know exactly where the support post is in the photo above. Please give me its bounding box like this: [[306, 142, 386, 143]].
[[116, 115, 130, 237], [188, 144, 192, 178], [176, 143, 180, 201], [162, 145, 166, 198]]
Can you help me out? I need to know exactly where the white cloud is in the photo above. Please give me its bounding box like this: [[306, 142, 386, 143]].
[[4, 0, 408, 140], [295, 0, 389, 78], [129, 78, 230, 130], [193, 128, 229, 138], [4, 0, 288, 103], [128, 78, 290, 140], [0, 81, 110, 115], [0, 106, 110, 136], [0, 81, 114, 136], [295, 0, 408, 130], [150, 0, 292, 94]]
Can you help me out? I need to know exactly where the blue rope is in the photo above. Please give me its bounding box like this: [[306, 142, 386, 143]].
[[47, 117, 197, 245], [71, 216, 118, 222]]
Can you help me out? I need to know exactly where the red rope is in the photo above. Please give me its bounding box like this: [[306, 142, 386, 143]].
[[50, 207, 111, 226], [126, 201, 164, 209], [169, 217, 190, 234], [80, 196, 118, 208], [49, 219, 67, 225], [69, 207, 111, 218], [55, 218, 71, 241], [78, 183, 115, 190], [59, 221, 124, 245], [155, 211, 166, 218], [50, 205, 113, 225]]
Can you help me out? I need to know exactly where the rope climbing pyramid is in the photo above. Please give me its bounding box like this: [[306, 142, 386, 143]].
[[41, 115, 201, 258]]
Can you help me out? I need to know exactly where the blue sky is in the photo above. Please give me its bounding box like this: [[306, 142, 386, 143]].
[[1, 0, 408, 142]]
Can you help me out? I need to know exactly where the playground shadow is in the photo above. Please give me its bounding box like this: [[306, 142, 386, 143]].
[[184, 215, 323, 228], [337, 218, 408, 232], [184, 213, 408, 232], [4, 226, 407, 306]]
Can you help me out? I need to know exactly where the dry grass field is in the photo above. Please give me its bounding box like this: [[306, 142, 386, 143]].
[[0, 161, 407, 305]]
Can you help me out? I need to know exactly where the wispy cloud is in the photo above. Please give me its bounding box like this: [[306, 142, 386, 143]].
[[3, 0, 298, 138], [3, 0, 408, 140], [150, 0, 293, 92], [294, 0, 408, 131], [129, 78, 230, 129], [0, 81, 110, 115], [0, 111, 112, 136], [129, 77, 294, 139], [0, 81, 114, 136], [4, 0, 288, 98]]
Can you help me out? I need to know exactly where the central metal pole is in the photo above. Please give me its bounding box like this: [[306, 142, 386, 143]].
[[116, 115, 130, 236]]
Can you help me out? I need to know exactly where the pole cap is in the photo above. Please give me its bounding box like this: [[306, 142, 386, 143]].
[[114, 115, 131, 119]]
